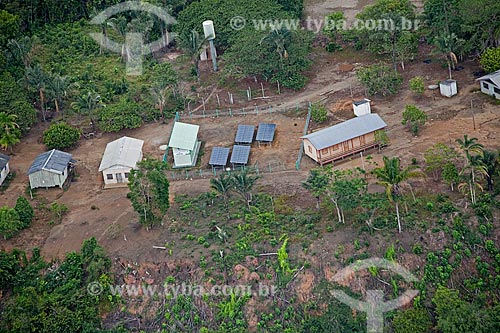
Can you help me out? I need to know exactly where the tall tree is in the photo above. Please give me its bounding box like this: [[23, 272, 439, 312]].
[[480, 150, 499, 191], [6, 36, 32, 68], [0, 112, 20, 152], [260, 28, 292, 70], [456, 135, 484, 204], [210, 173, 233, 215], [433, 33, 464, 79], [232, 170, 259, 208], [25, 64, 48, 121], [373, 156, 421, 233], [303, 168, 330, 209], [178, 29, 209, 80], [326, 170, 367, 224], [47, 75, 71, 119], [128, 157, 170, 229]]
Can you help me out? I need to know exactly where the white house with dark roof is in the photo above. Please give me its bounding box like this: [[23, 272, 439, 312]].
[[0, 153, 10, 186], [168, 122, 201, 168], [301, 114, 387, 165], [99, 136, 144, 188], [28, 149, 75, 189], [476, 70, 500, 100]]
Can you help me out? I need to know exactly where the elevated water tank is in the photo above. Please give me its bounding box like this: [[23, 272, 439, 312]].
[[202, 20, 215, 40]]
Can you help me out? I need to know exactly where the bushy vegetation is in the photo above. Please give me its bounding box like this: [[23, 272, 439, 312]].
[[409, 76, 425, 95], [43, 122, 81, 149], [480, 47, 500, 73], [310, 103, 328, 123], [402, 104, 427, 135], [357, 63, 403, 96]]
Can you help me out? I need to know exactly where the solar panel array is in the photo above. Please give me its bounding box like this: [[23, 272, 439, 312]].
[[209, 147, 230, 166], [235, 125, 255, 144], [256, 123, 276, 142], [230, 145, 251, 165]]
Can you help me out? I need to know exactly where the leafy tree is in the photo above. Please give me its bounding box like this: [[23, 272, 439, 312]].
[[106, 15, 129, 61], [357, 63, 402, 96], [6, 36, 32, 68], [392, 308, 433, 333], [97, 98, 142, 132], [442, 162, 460, 191], [402, 104, 427, 135], [260, 28, 292, 70], [424, 143, 459, 181], [43, 122, 80, 150], [480, 47, 500, 73], [323, 11, 345, 40], [409, 76, 425, 95], [303, 168, 330, 209], [356, 0, 417, 69], [0, 206, 23, 239], [0, 72, 36, 133], [310, 103, 328, 123], [326, 170, 367, 224], [395, 31, 418, 70], [149, 62, 179, 122], [423, 0, 462, 42], [373, 156, 421, 233], [49, 202, 68, 224], [0, 10, 19, 48], [458, 0, 500, 53], [375, 130, 390, 148], [14, 196, 33, 228], [128, 157, 170, 228], [232, 170, 259, 208], [0, 112, 20, 152]]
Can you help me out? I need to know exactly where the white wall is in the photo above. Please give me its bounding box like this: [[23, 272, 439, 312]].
[[480, 81, 500, 100], [0, 162, 9, 186], [102, 166, 133, 187]]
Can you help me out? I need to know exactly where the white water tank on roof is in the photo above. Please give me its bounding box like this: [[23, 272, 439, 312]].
[[203, 20, 215, 40]]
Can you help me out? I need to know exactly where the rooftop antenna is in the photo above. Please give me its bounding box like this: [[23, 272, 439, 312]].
[[203, 20, 218, 72]]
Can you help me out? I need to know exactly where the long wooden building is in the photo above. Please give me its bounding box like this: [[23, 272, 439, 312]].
[[301, 114, 387, 165]]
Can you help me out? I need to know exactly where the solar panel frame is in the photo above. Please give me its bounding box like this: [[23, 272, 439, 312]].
[[256, 123, 276, 142], [230, 145, 251, 165], [235, 125, 255, 144], [209, 147, 230, 166]]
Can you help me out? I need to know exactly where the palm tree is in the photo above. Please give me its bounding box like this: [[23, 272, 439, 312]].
[[210, 173, 233, 216], [456, 135, 484, 204], [232, 170, 260, 208], [71, 91, 103, 133], [7, 36, 33, 68], [107, 16, 128, 61], [0, 113, 20, 152], [480, 150, 499, 191], [150, 83, 169, 122], [178, 30, 209, 81], [25, 64, 48, 121], [47, 75, 71, 119], [433, 33, 464, 80], [373, 156, 421, 233], [260, 28, 292, 70]]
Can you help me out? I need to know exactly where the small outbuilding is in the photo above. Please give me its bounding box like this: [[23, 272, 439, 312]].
[[99, 136, 144, 189], [28, 149, 75, 189], [439, 79, 458, 97], [168, 122, 201, 168], [353, 99, 371, 117], [476, 70, 500, 100], [301, 114, 387, 166], [0, 153, 10, 186]]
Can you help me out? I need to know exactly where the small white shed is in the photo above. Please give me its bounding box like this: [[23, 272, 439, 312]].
[[476, 70, 500, 100], [353, 99, 372, 117], [0, 153, 10, 186], [168, 122, 201, 168], [439, 80, 458, 97], [28, 149, 75, 189], [99, 136, 144, 189]]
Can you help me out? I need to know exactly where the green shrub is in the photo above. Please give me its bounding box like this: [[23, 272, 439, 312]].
[[0, 206, 23, 239], [43, 122, 80, 149], [402, 105, 427, 136], [480, 47, 500, 73], [357, 63, 402, 96], [409, 76, 425, 95], [14, 196, 33, 228], [310, 103, 328, 123]]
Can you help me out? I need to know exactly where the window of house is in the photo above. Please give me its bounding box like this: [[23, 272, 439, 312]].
[[308, 145, 312, 153], [333, 144, 339, 150], [124, 172, 130, 179], [482, 82, 489, 90], [494, 87, 500, 94], [106, 174, 113, 180]]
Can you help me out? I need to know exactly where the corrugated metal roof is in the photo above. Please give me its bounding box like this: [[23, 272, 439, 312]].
[[168, 122, 199, 150], [301, 114, 387, 150], [476, 70, 500, 87], [98, 136, 144, 171], [28, 149, 73, 175], [0, 153, 10, 169]]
